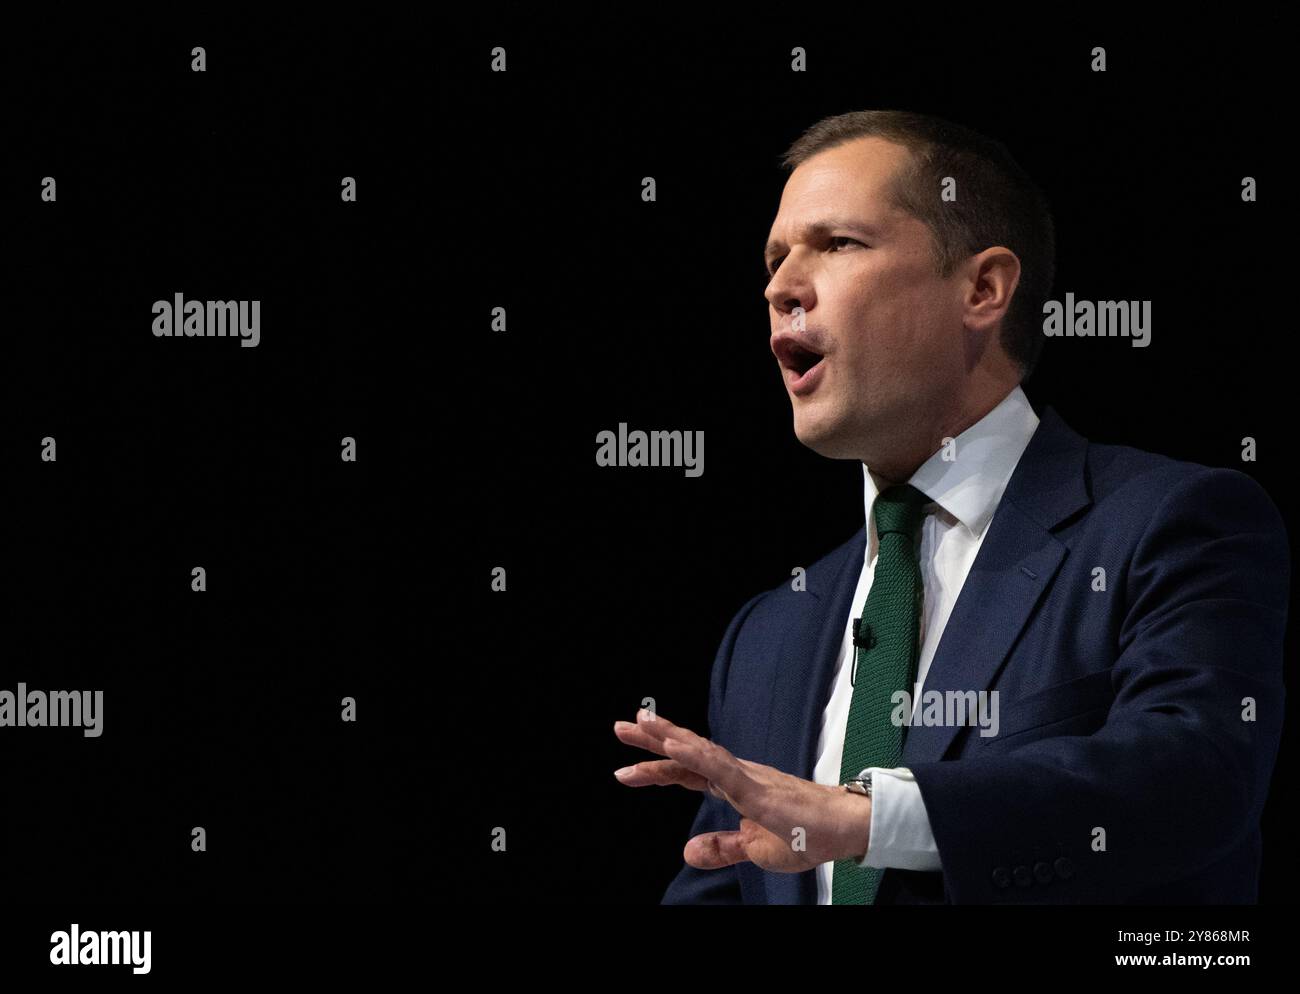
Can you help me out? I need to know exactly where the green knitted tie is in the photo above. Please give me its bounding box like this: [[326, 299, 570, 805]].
[[831, 483, 929, 905]]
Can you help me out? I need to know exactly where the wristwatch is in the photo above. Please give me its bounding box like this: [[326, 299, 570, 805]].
[[841, 773, 874, 797]]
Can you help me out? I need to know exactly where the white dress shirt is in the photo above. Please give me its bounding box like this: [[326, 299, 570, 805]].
[[813, 384, 1040, 904]]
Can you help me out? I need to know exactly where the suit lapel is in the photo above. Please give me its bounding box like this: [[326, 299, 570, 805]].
[[901, 405, 1091, 766]]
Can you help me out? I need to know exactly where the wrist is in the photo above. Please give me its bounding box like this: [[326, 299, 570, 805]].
[[838, 778, 874, 862]]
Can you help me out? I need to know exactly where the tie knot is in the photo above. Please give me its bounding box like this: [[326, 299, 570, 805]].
[[873, 483, 930, 538]]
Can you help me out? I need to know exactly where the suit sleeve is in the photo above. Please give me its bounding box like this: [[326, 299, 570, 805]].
[[661, 589, 769, 905], [907, 467, 1289, 903]]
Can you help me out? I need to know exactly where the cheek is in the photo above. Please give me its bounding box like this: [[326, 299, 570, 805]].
[[876, 272, 951, 345], [836, 286, 912, 360], [843, 265, 923, 327]]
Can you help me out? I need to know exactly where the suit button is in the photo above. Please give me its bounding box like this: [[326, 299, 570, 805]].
[[1013, 865, 1032, 887], [1054, 857, 1075, 880], [1034, 861, 1053, 884], [992, 867, 1011, 888]]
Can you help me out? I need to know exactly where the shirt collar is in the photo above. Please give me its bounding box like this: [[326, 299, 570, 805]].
[[863, 384, 1040, 554]]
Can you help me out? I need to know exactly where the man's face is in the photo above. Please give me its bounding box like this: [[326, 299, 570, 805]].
[[764, 136, 967, 467]]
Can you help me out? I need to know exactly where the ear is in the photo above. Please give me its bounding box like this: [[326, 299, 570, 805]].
[[964, 246, 1021, 335]]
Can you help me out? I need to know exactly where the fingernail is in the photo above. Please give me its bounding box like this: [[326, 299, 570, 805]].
[[614, 767, 634, 779]]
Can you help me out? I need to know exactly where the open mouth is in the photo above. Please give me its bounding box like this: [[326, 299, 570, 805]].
[[771, 333, 828, 395], [788, 344, 824, 377]]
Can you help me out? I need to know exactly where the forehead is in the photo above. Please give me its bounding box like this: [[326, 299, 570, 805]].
[[767, 136, 912, 243]]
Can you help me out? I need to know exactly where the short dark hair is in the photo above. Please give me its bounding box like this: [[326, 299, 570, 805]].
[[780, 110, 1055, 381]]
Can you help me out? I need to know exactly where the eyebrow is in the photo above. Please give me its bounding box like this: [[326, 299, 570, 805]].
[[763, 218, 882, 272]]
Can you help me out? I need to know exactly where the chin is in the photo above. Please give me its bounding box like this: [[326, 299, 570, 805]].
[[793, 412, 848, 459]]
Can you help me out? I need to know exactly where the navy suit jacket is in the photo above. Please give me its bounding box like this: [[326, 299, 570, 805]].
[[662, 404, 1289, 904]]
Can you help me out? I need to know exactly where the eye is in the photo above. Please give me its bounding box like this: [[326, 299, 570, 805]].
[[828, 236, 865, 252], [766, 237, 865, 279]]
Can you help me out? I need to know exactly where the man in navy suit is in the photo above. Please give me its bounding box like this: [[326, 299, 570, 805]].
[[611, 110, 1288, 904]]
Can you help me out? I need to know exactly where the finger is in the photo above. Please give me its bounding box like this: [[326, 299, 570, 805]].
[[613, 719, 726, 792], [661, 734, 750, 806], [612, 758, 709, 791], [616, 719, 763, 782], [623, 710, 753, 808], [630, 708, 704, 749], [612, 720, 674, 759], [683, 830, 751, 870]]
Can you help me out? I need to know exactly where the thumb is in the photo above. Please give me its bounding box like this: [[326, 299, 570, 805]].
[[683, 829, 750, 869]]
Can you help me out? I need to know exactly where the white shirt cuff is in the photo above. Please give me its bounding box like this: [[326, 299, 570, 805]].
[[854, 767, 943, 871]]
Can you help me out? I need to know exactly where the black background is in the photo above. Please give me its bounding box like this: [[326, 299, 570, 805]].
[[4, 15, 1292, 909]]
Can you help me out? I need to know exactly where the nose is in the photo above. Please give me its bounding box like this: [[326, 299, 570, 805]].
[[764, 257, 814, 315]]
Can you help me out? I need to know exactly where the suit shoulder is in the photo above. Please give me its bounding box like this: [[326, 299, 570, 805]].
[[1073, 434, 1288, 568], [1085, 435, 1281, 521]]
